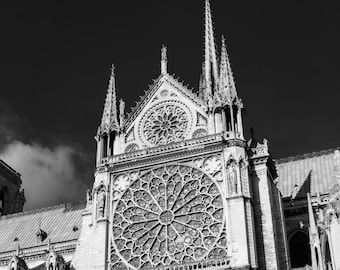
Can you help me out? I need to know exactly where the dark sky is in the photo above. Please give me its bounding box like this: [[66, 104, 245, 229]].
[[1, 1, 340, 208]]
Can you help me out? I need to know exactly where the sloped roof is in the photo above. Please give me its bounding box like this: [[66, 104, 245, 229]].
[[31, 263, 47, 270], [30, 261, 71, 270], [276, 148, 338, 198], [0, 203, 85, 254]]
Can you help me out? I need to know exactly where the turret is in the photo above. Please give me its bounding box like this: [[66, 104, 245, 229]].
[[201, 1, 244, 139]]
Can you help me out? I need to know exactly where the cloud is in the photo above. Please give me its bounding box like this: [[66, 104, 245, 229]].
[[0, 98, 93, 210], [0, 141, 91, 210]]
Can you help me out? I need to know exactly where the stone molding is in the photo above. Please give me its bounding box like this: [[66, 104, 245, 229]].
[[96, 134, 246, 173]]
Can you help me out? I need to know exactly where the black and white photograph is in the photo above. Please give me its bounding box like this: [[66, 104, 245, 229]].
[[0, 1, 340, 269]]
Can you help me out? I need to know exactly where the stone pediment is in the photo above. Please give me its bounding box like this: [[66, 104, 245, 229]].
[[122, 74, 209, 153]]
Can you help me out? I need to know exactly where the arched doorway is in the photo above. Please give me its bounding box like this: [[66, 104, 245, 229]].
[[289, 230, 312, 268]]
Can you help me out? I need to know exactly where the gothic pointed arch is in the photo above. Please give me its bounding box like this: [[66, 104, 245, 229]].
[[45, 248, 66, 270], [7, 255, 28, 270], [288, 229, 311, 268]]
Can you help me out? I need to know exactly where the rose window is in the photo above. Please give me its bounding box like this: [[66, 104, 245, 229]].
[[111, 165, 227, 269], [142, 104, 189, 146]]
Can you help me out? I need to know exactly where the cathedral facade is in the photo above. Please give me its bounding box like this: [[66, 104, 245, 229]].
[[70, 1, 288, 269], [0, 1, 339, 270]]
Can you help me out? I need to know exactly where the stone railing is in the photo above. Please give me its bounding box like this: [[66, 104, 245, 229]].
[[143, 257, 232, 270], [106, 133, 224, 164]]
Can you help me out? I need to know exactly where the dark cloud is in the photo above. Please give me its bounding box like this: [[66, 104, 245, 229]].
[[0, 99, 92, 210]]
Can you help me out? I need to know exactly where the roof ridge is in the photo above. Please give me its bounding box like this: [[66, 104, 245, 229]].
[[0, 202, 86, 221], [276, 147, 340, 164]]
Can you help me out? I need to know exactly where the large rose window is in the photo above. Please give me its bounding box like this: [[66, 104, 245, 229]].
[[141, 103, 189, 146], [111, 165, 227, 269]]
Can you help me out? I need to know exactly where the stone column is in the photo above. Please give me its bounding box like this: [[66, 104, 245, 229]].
[[237, 106, 243, 138], [222, 109, 227, 132], [229, 105, 235, 134], [96, 137, 101, 166], [249, 140, 286, 270]]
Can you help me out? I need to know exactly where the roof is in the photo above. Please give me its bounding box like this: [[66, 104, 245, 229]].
[[0, 203, 85, 254], [276, 148, 338, 198], [30, 260, 71, 270]]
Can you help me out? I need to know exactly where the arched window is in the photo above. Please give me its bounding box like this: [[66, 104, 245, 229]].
[[289, 230, 311, 268], [102, 133, 108, 158], [109, 131, 116, 156]]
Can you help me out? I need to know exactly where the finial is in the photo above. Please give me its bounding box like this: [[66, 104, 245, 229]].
[[111, 63, 115, 75], [14, 237, 20, 256], [108, 64, 115, 90], [161, 45, 167, 75]]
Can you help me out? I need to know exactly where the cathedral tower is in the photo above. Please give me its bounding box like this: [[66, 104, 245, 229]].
[[72, 1, 289, 269]]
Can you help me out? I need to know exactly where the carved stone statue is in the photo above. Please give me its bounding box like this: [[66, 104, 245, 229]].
[[228, 162, 238, 195], [97, 186, 106, 218]]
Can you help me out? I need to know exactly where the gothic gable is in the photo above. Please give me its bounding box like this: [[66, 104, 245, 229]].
[[123, 74, 208, 152]]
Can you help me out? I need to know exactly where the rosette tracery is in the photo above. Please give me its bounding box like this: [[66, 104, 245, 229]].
[[142, 103, 189, 146], [111, 165, 227, 269]]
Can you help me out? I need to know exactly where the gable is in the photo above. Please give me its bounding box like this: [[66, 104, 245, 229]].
[[123, 75, 208, 152]]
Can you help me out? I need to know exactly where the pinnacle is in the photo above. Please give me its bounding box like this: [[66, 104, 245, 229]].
[[99, 64, 119, 134]]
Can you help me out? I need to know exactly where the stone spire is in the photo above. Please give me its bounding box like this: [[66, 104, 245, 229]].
[[203, 0, 219, 98], [161, 45, 167, 75], [219, 36, 238, 103], [99, 64, 119, 134]]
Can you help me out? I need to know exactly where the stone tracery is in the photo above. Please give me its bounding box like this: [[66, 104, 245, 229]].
[[111, 165, 227, 269], [141, 103, 190, 146]]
